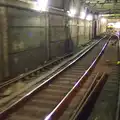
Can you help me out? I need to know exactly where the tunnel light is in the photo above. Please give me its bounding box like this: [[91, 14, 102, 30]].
[[67, 8, 76, 17], [108, 23, 114, 26], [101, 18, 107, 23], [98, 14, 102, 18], [34, 0, 48, 11], [86, 14, 93, 21], [80, 11, 86, 19], [38, 0, 48, 11], [114, 22, 120, 28], [33, 2, 41, 11]]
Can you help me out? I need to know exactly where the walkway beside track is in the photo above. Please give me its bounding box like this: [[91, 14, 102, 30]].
[[88, 40, 120, 120], [88, 67, 119, 120]]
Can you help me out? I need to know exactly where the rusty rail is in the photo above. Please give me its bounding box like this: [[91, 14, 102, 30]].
[[44, 36, 111, 120]]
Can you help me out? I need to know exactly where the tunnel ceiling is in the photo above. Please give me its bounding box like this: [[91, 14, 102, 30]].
[[37, 0, 120, 14], [84, 0, 120, 14], [17, 0, 120, 18]]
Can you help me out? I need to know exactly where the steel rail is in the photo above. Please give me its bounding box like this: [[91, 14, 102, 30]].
[[0, 41, 96, 90], [44, 36, 111, 120], [0, 36, 106, 119], [0, 52, 73, 89], [0, 37, 105, 90], [69, 72, 103, 120], [72, 73, 108, 120]]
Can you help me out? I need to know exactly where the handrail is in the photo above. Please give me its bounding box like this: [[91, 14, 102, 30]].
[[44, 36, 111, 120]]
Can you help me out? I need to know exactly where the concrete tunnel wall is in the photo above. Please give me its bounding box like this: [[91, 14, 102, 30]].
[[0, 1, 104, 81]]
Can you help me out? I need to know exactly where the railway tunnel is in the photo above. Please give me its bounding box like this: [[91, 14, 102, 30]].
[[0, 0, 120, 120]]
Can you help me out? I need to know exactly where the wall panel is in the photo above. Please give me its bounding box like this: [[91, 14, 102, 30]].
[[49, 14, 67, 59], [1, 5, 96, 79], [7, 8, 48, 76]]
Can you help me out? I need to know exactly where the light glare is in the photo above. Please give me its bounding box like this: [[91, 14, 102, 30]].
[[34, 0, 48, 11], [68, 8, 76, 17], [86, 14, 93, 21], [114, 22, 120, 28], [80, 11, 86, 19], [99, 14, 102, 18], [101, 18, 107, 23], [108, 23, 114, 26]]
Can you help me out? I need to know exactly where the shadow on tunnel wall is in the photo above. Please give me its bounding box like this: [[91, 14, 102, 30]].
[[64, 38, 74, 54], [64, 27, 74, 54]]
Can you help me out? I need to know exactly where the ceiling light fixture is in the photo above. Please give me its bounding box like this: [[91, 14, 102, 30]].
[[34, 0, 48, 11], [101, 18, 107, 23], [114, 22, 120, 28], [80, 11, 86, 19], [67, 8, 76, 17], [86, 14, 93, 21]]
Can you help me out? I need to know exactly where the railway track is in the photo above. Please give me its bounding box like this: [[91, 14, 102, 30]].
[[0, 40, 97, 93], [0, 53, 74, 89], [71, 36, 119, 120], [0, 40, 95, 89], [78, 36, 120, 120], [0, 37, 104, 107], [0, 36, 110, 120]]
